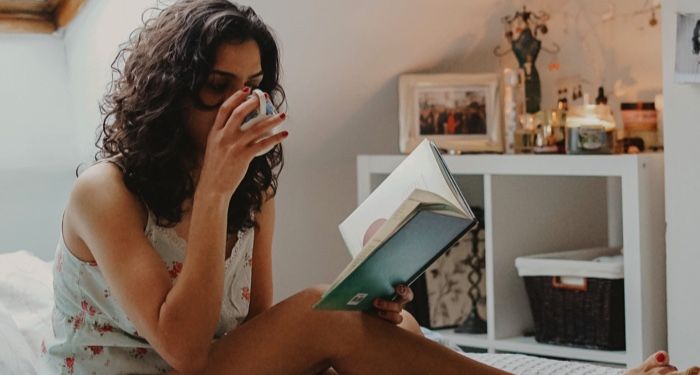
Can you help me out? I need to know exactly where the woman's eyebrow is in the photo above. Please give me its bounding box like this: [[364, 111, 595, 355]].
[[212, 69, 264, 79]]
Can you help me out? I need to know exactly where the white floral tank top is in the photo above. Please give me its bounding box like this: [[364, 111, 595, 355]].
[[39, 161, 254, 374]]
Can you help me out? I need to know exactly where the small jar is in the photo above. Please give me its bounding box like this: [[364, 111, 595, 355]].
[[565, 105, 617, 154], [620, 102, 657, 150]]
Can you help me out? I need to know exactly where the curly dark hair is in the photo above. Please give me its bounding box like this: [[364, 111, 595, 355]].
[[83, 0, 285, 236]]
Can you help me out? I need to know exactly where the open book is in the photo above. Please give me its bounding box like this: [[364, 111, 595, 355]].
[[313, 139, 477, 311]]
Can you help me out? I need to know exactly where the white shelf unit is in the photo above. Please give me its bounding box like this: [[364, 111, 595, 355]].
[[357, 153, 666, 367]]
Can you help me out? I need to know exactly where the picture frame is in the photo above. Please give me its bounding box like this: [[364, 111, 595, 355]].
[[674, 12, 700, 84], [399, 73, 503, 154]]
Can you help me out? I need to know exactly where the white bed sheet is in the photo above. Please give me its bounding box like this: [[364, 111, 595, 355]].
[[0, 250, 624, 375]]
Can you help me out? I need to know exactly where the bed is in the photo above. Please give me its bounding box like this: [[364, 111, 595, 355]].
[[0, 250, 624, 375]]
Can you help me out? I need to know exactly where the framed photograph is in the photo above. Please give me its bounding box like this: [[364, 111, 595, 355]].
[[675, 12, 700, 84], [399, 73, 502, 154]]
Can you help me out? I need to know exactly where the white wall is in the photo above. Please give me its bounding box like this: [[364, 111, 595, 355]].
[[231, 0, 663, 300], [63, 0, 162, 159], [662, 0, 700, 368], [0, 0, 662, 300], [0, 33, 78, 259]]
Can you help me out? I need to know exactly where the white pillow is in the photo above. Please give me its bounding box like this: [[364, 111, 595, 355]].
[[0, 303, 37, 375], [0, 250, 54, 359]]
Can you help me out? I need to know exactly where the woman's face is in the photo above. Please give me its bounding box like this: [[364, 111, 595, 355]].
[[182, 40, 264, 157]]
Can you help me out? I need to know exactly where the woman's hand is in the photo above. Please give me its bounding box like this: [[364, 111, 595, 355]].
[[372, 284, 414, 324], [197, 87, 287, 198]]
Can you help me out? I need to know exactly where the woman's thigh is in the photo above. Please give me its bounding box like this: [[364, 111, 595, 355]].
[[167, 285, 348, 375], [167, 285, 425, 375]]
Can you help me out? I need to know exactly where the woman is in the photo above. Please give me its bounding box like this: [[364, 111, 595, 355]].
[[39, 0, 692, 374]]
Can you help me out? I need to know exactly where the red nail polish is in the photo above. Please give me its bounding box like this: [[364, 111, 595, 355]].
[[656, 353, 666, 363], [243, 87, 251, 93], [282, 131, 289, 137], [280, 113, 287, 120]]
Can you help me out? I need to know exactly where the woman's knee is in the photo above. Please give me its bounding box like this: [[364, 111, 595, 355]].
[[292, 284, 329, 306]]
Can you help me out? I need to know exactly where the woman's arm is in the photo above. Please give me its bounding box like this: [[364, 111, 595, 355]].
[[67, 87, 285, 373], [245, 195, 275, 321], [69, 164, 228, 373]]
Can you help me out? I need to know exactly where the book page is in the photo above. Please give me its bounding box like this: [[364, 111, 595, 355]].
[[340, 139, 466, 258]]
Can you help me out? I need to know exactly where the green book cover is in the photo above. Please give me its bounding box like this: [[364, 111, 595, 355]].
[[313, 208, 476, 311]]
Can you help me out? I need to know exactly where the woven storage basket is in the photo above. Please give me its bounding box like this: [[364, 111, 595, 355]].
[[515, 247, 625, 350]]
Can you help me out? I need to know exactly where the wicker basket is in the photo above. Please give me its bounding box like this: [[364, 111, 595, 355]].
[[516, 247, 625, 350]]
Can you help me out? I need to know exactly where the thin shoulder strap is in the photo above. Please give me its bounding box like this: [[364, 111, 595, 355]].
[[96, 154, 126, 173], [94, 155, 152, 228]]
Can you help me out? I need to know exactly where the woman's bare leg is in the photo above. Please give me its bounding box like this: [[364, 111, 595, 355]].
[[169, 285, 506, 375], [317, 309, 424, 374]]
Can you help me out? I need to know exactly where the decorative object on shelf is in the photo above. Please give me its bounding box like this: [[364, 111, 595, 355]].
[[600, 0, 661, 29], [513, 110, 565, 154], [620, 102, 658, 151], [654, 94, 664, 150], [565, 104, 617, 154], [595, 87, 608, 105], [674, 13, 700, 84], [494, 6, 559, 114], [503, 68, 525, 154], [455, 207, 487, 334], [423, 228, 486, 330], [399, 74, 502, 154]]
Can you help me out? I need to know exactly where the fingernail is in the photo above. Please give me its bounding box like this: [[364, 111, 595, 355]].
[[242, 87, 251, 93], [397, 285, 407, 294], [656, 352, 666, 363], [282, 131, 289, 137], [280, 113, 287, 120]]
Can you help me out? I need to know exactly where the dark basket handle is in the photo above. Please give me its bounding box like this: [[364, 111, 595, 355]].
[[551, 276, 588, 291]]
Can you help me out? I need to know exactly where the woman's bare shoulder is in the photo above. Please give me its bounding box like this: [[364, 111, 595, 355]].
[[62, 162, 148, 261]]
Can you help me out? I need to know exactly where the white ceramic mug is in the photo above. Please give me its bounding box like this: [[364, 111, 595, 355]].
[[240, 89, 281, 156]]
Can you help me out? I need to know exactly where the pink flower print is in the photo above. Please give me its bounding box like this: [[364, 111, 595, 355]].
[[81, 300, 97, 316], [40, 339, 47, 355], [86, 345, 103, 356], [56, 250, 64, 273], [241, 287, 251, 302], [168, 261, 183, 279], [93, 322, 113, 335], [65, 356, 75, 374], [131, 347, 148, 359], [70, 312, 85, 331]]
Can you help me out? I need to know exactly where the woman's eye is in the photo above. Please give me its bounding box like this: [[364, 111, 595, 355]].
[[207, 83, 228, 92]]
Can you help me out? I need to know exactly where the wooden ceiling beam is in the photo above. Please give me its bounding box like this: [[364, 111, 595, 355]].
[[55, 0, 84, 29], [0, 0, 56, 14], [0, 0, 86, 33], [0, 12, 54, 34]]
